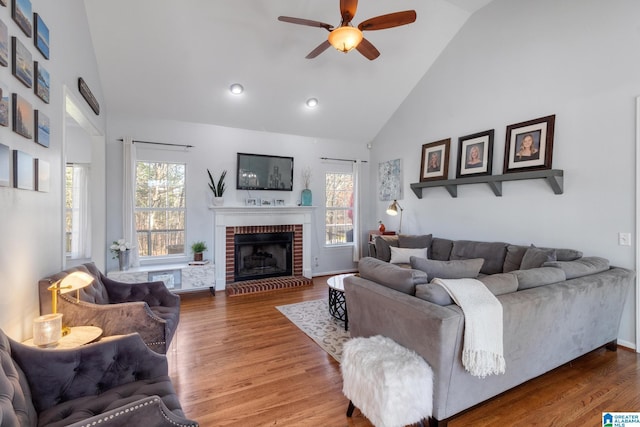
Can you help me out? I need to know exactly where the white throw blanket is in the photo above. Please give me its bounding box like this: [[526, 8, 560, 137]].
[[432, 277, 506, 378]]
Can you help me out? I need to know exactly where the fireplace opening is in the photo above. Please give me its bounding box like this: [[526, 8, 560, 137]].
[[234, 232, 293, 282]]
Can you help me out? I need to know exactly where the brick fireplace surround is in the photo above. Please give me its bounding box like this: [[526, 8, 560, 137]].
[[211, 206, 314, 291]]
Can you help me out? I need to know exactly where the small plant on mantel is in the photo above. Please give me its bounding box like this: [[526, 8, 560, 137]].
[[191, 241, 208, 262], [208, 169, 227, 206]]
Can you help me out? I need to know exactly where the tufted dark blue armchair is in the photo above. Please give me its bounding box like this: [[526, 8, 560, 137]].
[[0, 328, 197, 426], [39, 262, 180, 354]]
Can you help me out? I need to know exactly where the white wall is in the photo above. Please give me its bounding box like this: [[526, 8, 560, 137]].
[[104, 115, 370, 278], [368, 0, 640, 347], [0, 0, 105, 340]]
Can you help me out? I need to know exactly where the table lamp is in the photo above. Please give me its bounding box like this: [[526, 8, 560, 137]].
[[34, 271, 94, 346], [386, 199, 404, 233]]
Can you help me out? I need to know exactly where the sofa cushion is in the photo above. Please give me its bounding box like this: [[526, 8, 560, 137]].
[[514, 267, 567, 290], [450, 240, 508, 275], [398, 234, 432, 249], [503, 244, 583, 272], [520, 247, 557, 270], [543, 256, 610, 279], [415, 272, 518, 306], [373, 235, 399, 262], [390, 247, 428, 264], [358, 257, 428, 295], [430, 238, 454, 261], [410, 257, 484, 281]]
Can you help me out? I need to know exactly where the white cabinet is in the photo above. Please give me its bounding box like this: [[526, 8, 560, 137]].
[[107, 263, 215, 293]]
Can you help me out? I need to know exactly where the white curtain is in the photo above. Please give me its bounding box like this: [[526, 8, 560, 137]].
[[352, 160, 361, 262], [122, 137, 140, 267], [70, 164, 91, 258]]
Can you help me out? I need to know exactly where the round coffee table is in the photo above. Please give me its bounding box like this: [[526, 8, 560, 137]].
[[23, 326, 103, 349], [327, 273, 354, 331]]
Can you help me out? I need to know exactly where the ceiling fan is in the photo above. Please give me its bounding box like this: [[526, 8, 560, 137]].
[[278, 0, 417, 60]]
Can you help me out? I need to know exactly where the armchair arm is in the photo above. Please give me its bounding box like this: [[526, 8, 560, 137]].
[[100, 274, 180, 308], [10, 334, 169, 413], [65, 396, 199, 427], [57, 296, 168, 346]]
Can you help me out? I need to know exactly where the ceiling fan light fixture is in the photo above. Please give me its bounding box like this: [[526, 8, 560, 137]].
[[328, 26, 363, 53], [229, 83, 244, 95]]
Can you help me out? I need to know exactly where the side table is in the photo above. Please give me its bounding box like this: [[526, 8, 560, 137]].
[[327, 273, 355, 331], [23, 326, 103, 349]]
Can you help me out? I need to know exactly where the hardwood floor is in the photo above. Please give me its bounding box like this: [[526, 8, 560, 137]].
[[169, 277, 640, 427]]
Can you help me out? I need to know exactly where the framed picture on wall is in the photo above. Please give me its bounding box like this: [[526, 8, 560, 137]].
[[0, 18, 8, 67], [0, 81, 8, 127], [11, 0, 32, 37], [35, 158, 49, 192], [34, 109, 49, 147], [34, 61, 49, 103], [420, 138, 450, 182], [12, 36, 33, 87], [34, 13, 48, 59], [503, 114, 555, 173], [12, 93, 33, 139], [456, 129, 494, 178], [0, 143, 9, 187], [0, 0, 6, 7], [13, 149, 34, 190]]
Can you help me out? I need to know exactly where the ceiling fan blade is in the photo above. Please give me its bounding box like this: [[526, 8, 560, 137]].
[[278, 16, 333, 31], [356, 38, 380, 60], [306, 40, 331, 59], [340, 0, 358, 23], [358, 10, 417, 31]]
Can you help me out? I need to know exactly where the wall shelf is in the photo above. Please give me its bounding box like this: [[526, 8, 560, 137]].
[[410, 169, 564, 198]]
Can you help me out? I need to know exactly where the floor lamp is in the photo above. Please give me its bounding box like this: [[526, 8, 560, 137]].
[[386, 200, 404, 233]]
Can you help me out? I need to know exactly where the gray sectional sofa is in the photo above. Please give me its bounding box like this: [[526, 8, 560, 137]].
[[346, 234, 635, 426]]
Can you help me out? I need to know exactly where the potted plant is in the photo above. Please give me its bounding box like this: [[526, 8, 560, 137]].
[[191, 241, 207, 261], [208, 169, 227, 206]]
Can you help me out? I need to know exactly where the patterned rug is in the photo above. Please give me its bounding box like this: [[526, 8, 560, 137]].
[[276, 299, 351, 362], [226, 276, 313, 296]]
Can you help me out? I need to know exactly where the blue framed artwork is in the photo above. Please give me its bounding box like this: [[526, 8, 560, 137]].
[[11, 0, 31, 37], [34, 109, 49, 147], [13, 149, 33, 190], [34, 61, 48, 103], [12, 37, 32, 87], [0, 143, 9, 187], [0, 18, 7, 66], [12, 93, 33, 139], [34, 13, 48, 59], [35, 158, 49, 192]]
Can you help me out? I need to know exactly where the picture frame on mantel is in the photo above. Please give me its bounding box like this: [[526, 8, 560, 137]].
[[456, 129, 494, 178], [503, 114, 555, 173], [420, 138, 450, 182]]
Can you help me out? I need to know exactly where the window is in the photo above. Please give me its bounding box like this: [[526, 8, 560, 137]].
[[65, 163, 91, 259], [325, 172, 354, 245], [135, 161, 186, 257]]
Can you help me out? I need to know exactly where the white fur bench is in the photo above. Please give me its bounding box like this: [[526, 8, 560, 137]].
[[341, 335, 434, 427]]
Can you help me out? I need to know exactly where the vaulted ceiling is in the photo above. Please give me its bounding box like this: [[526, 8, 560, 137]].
[[84, 0, 493, 144]]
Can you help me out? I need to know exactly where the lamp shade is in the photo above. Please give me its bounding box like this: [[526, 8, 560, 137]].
[[386, 200, 400, 216], [328, 26, 363, 52], [48, 271, 94, 314]]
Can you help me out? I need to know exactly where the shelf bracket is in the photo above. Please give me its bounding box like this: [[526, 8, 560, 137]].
[[410, 184, 423, 199], [545, 174, 564, 194], [487, 181, 502, 197]]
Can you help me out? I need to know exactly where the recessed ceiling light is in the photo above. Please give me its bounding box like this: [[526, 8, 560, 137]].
[[306, 98, 318, 108], [229, 83, 244, 95]]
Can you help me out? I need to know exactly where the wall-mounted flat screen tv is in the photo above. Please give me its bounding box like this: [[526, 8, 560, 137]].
[[236, 153, 294, 191]]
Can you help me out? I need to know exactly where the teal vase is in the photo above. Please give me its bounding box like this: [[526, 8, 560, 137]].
[[301, 189, 312, 206]]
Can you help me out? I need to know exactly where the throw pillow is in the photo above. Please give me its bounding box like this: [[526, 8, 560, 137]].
[[389, 247, 428, 264], [410, 257, 484, 280], [358, 257, 428, 295], [414, 272, 518, 306], [515, 267, 566, 290], [398, 234, 432, 249], [520, 246, 557, 270]]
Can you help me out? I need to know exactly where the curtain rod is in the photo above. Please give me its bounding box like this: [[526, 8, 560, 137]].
[[117, 138, 193, 148], [320, 157, 368, 163]]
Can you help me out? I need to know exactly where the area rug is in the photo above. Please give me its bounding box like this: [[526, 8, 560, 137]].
[[276, 299, 351, 362], [226, 276, 313, 296]]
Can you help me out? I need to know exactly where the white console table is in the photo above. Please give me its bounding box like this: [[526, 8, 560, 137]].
[[107, 262, 215, 294]]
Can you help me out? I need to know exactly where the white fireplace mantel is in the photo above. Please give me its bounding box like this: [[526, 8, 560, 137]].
[[210, 206, 315, 289]]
